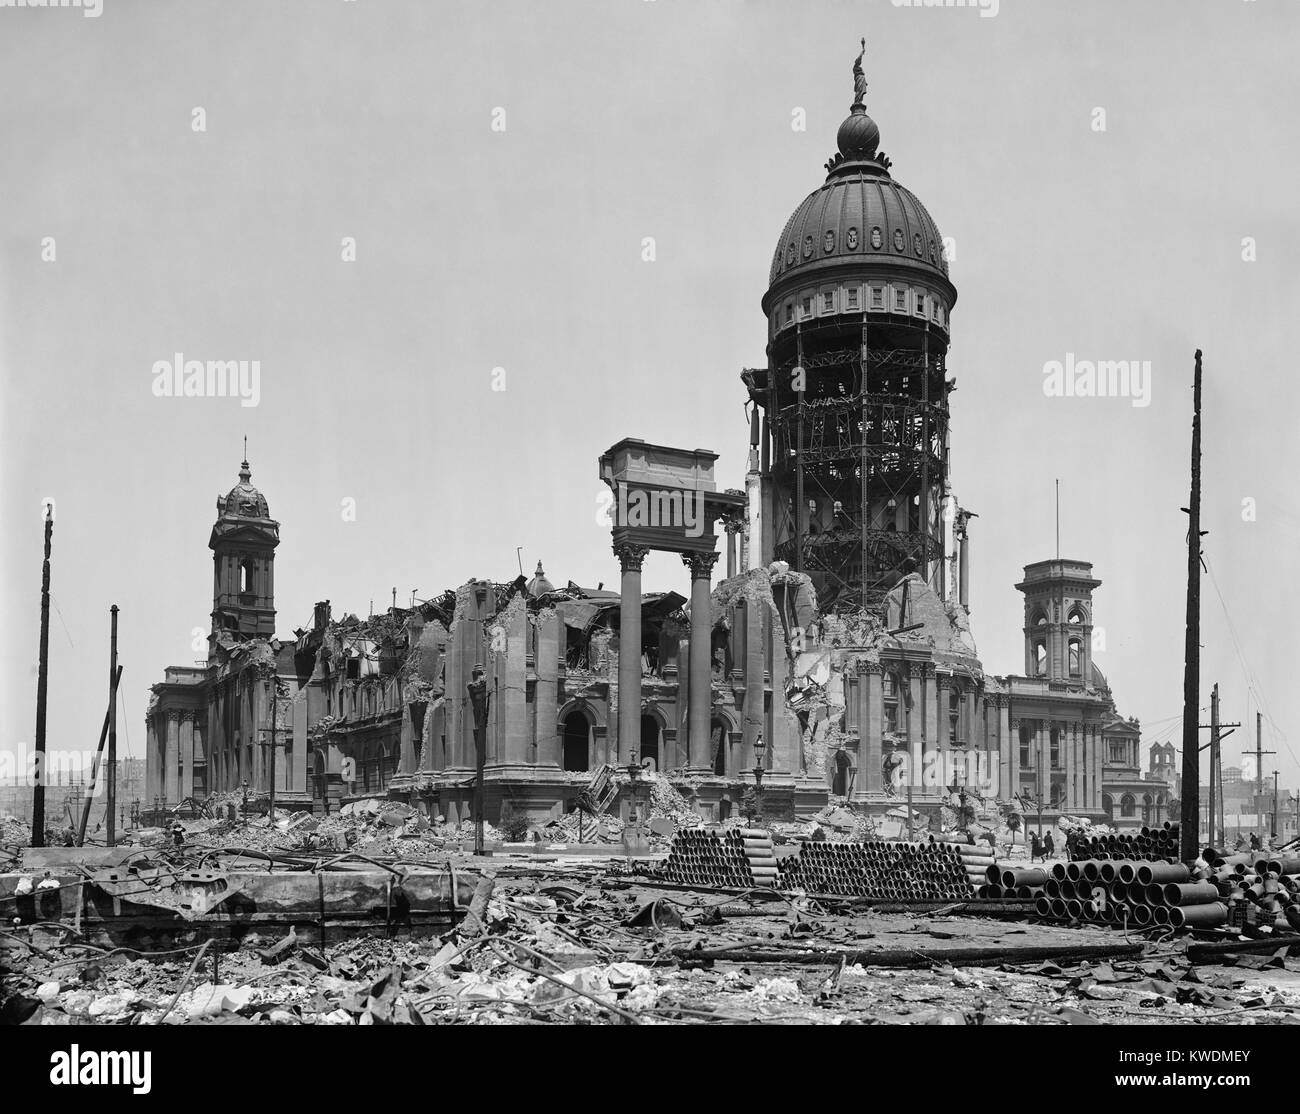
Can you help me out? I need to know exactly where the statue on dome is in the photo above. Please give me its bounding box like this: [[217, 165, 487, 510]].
[[852, 37, 868, 107]]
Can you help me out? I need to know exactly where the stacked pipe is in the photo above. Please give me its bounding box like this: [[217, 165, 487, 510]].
[[1070, 822, 1181, 863], [1201, 849, 1300, 931], [981, 858, 1239, 930], [776, 840, 975, 900], [659, 828, 778, 889]]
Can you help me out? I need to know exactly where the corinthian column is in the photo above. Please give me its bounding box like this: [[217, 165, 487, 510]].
[[614, 543, 648, 768], [683, 550, 719, 772]]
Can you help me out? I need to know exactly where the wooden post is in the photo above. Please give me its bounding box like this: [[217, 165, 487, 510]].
[[32, 504, 53, 847], [1179, 351, 1203, 863], [107, 605, 119, 844]]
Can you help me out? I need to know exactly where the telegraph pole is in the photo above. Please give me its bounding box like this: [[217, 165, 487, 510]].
[[1254, 712, 1275, 837], [1272, 770, 1280, 841], [32, 503, 54, 847], [1198, 685, 1238, 849], [1179, 351, 1205, 863], [107, 605, 119, 845]]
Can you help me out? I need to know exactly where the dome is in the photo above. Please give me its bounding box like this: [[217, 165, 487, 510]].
[[765, 46, 952, 299], [767, 169, 950, 291], [220, 460, 270, 519], [526, 561, 554, 598]]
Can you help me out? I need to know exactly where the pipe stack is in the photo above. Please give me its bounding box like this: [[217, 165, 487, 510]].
[[659, 828, 778, 889], [1203, 849, 1300, 931], [1070, 822, 1180, 863], [980, 858, 1237, 930], [776, 840, 975, 899]]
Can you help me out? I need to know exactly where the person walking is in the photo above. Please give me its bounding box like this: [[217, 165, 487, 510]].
[[1030, 831, 1043, 862], [1043, 831, 1055, 860]]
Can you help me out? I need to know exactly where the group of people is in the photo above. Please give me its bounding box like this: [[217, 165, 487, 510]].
[[1029, 829, 1056, 862]]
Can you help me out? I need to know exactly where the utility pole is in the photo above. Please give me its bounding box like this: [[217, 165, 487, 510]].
[[1253, 712, 1274, 836], [32, 503, 54, 847], [1272, 770, 1279, 841], [1197, 685, 1238, 849], [1179, 351, 1206, 863], [107, 605, 119, 845]]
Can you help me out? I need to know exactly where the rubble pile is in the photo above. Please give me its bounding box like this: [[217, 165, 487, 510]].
[[777, 840, 977, 900]]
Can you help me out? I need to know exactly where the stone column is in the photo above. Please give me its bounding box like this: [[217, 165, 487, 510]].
[[501, 598, 528, 766], [181, 713, 195, 800], [615, 544, 648, 767], [683, 551, 719, 772], [145, 715, 158, 803], [1009, 717, 1021, 802], [164, 711, 180, 805], [861, 660, 882, 794], [535, 610, 560, 767], [724, 522, 738, 580], [742, 600, 764, 761], [1036, 720, 1047, 809], [921, 664, 938, 789], [1000, 701, 1013, 803], [1092, 726, 1102, 810], [935, 672, 950, 787], [906, 664, 923, 791]]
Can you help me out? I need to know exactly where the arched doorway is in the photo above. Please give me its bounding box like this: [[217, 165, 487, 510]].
[[1102, 793, 1114, 820], [562, 710, 590, 772], [640, 714, 660, 772], [832, 750, 852, 797], [710, 717, 728, 776]]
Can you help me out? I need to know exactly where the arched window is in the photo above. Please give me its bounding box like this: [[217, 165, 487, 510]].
[[1120, 794, 1136, 818], [1033, 642, 1047, 676], [1068, 639, 1083, 677], [240, 560, 253, 594], [948, 685, 961, 744], [1067, 607, 1085, 625]]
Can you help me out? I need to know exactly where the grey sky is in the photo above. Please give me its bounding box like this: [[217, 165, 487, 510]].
[[2, 0, 1297, 793]]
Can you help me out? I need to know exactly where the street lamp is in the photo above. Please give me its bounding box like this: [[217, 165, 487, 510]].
[[750, 733, 767, 823]]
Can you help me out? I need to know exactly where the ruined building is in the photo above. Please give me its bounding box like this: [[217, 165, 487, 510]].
[[147, 52, 1155, 833]]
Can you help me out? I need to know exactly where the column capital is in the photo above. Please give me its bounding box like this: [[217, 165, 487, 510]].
[[856, 658, 883, 675], [166, 709, 182, 724], [613, 542, 649, 573], [920, 662, 937, 680], [681, 550, 719, 579], [935, 671, 951, 690], [1010, 718, 1021, 731]]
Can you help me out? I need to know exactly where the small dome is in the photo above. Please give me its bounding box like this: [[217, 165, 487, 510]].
[[220, 460, 270, 519], [526, 561, 554, 598]]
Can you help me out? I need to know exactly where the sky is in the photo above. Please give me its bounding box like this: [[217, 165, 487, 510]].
[[1, 0, 1297, 798]]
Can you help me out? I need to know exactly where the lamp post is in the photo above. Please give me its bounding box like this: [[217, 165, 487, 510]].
[[751, 732, 766, 824]]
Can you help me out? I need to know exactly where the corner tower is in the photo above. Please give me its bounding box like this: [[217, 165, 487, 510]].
[[209, 457, 279, 651], [1015, 559, 1100, 683], [743, 40, 959, 614]]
